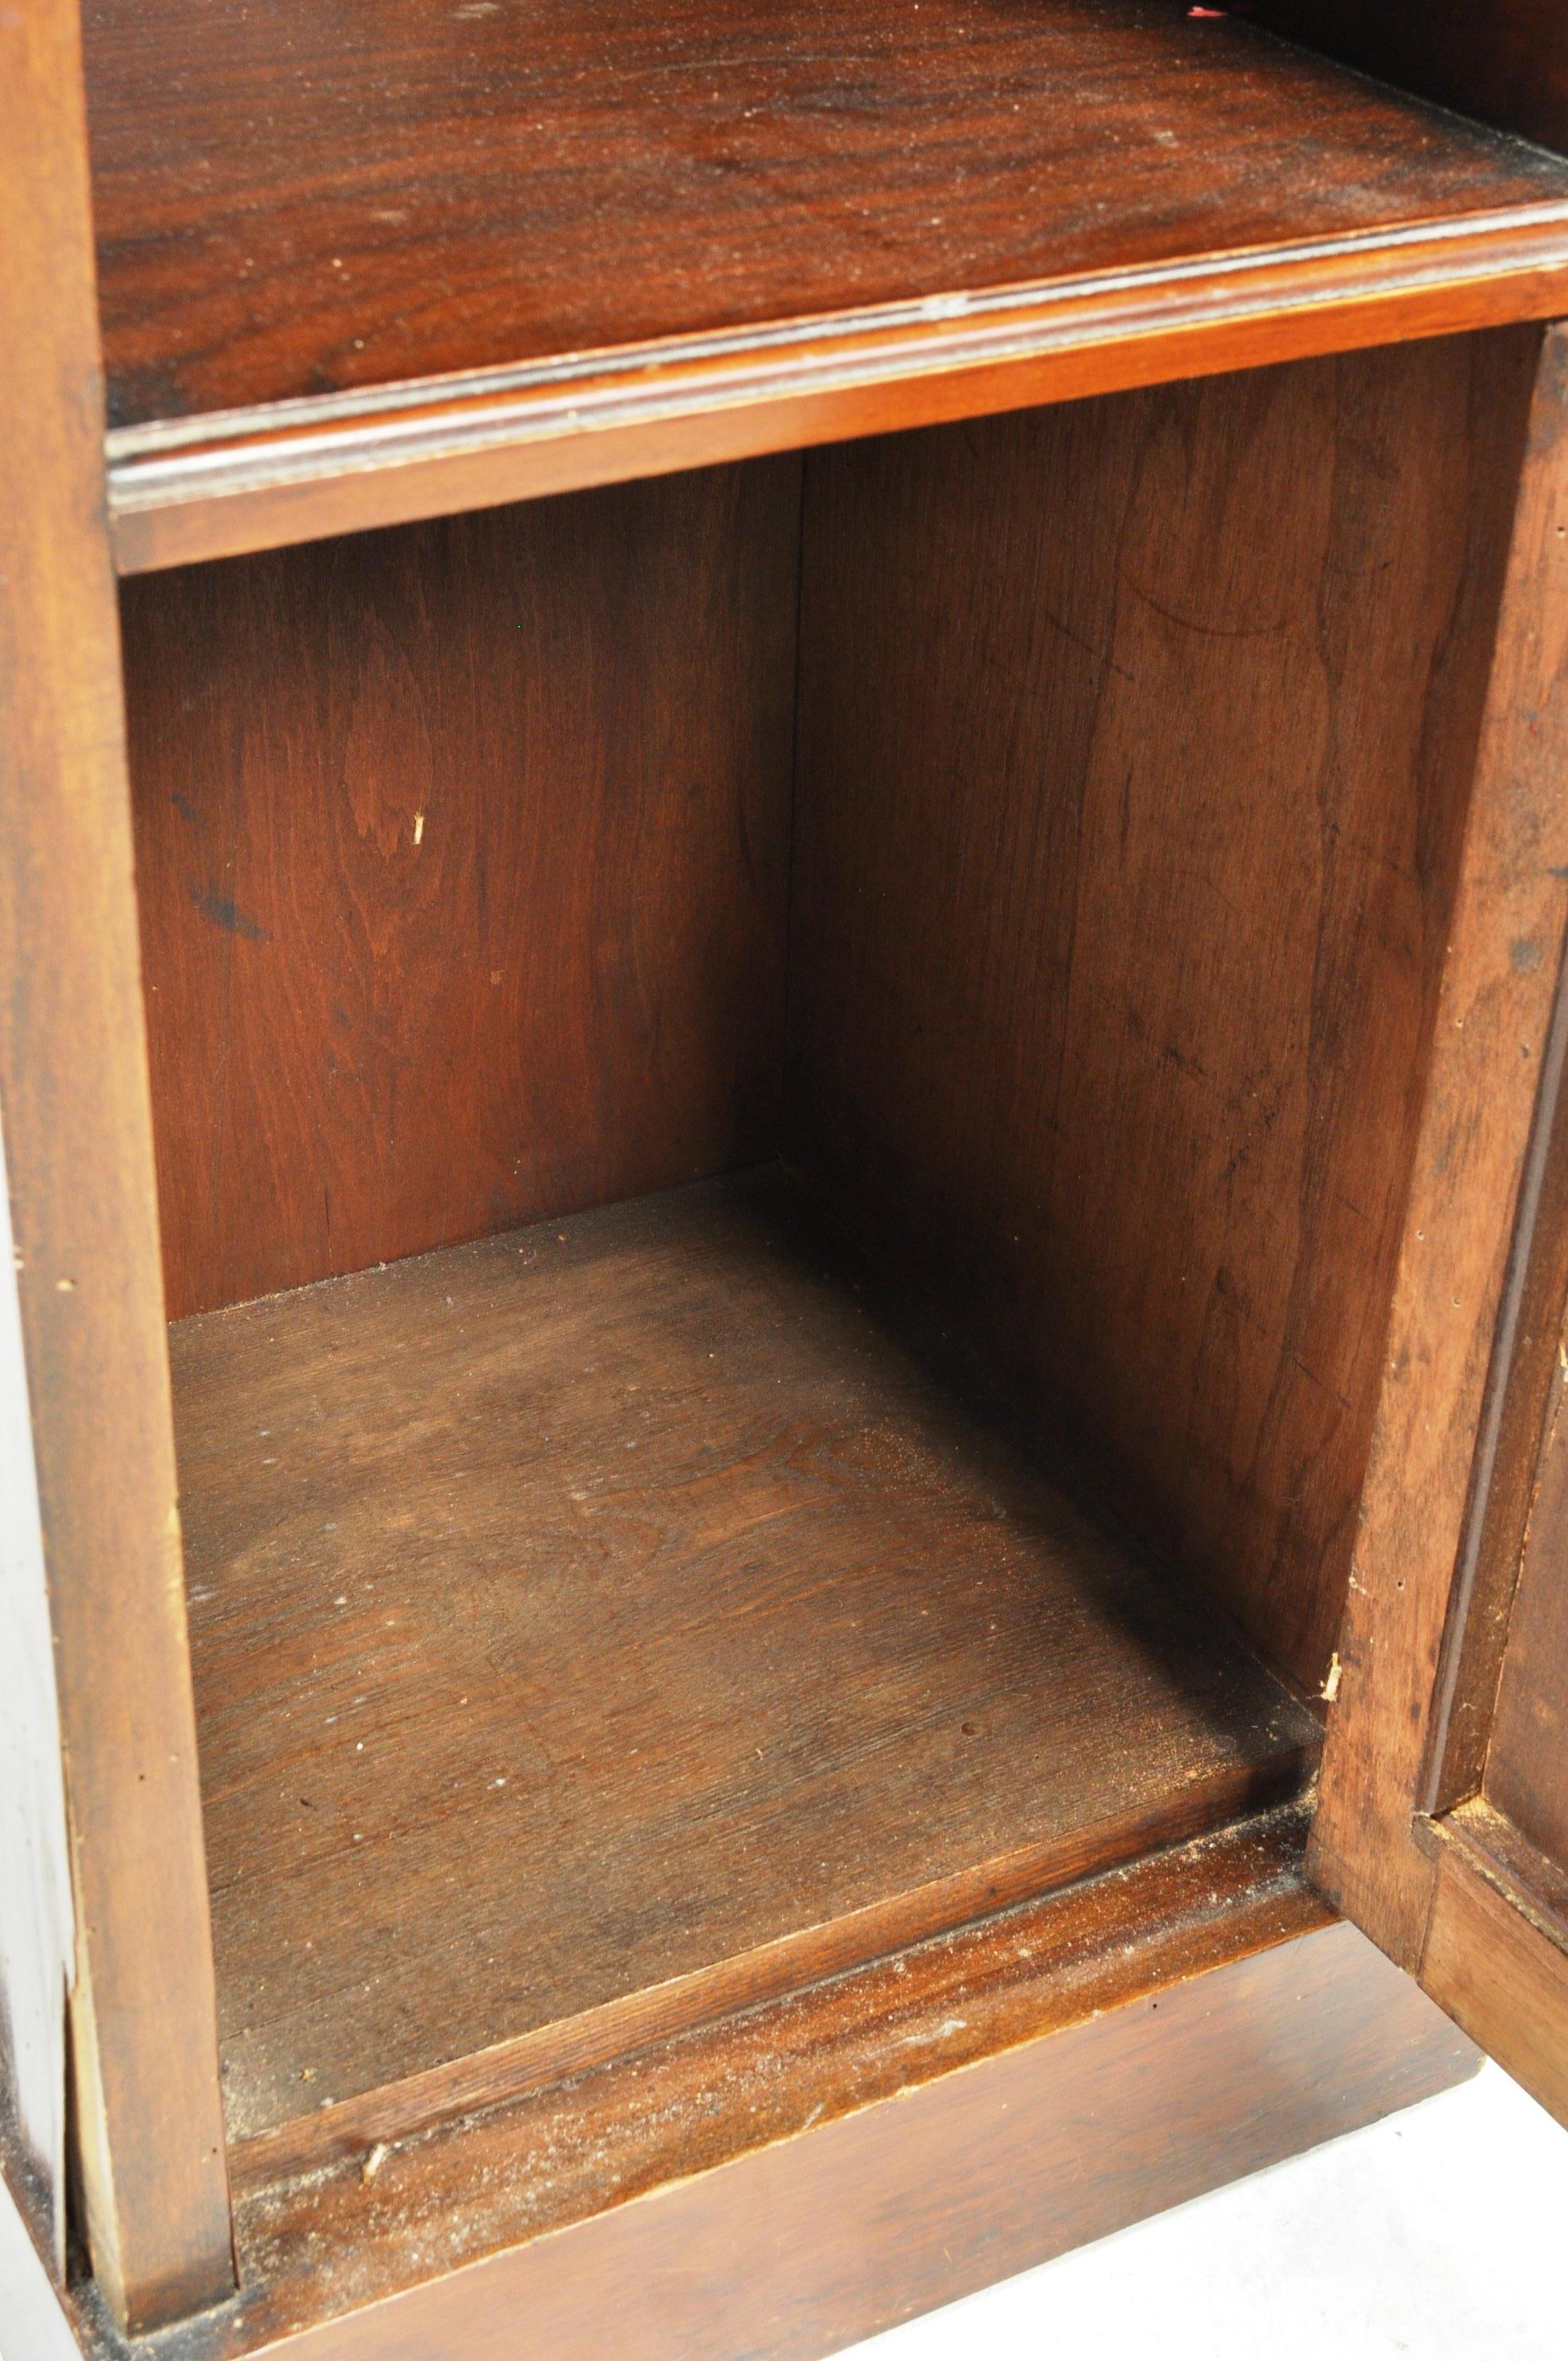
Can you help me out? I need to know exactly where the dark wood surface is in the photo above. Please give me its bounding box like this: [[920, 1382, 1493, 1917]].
[[171, 1169, 1315, 2164], [1423, 940, 1568, 1816], [134, 1813, 1476, 2361], [221, 1809, 1319, 2236], [1482, 1316, 1568, 1869], [83, 0, 1568, 432], [90, 0, 1568, 571], [789, 330, 1536, 1698], [1429, 1254, 1568, 2136], [124, 463, 799, 1317], [1422, 1830, 1568, 2128], [12, 4, 1567, 2346], [1310, 327, 1568, 1989], [219, 1815, 1337, 2336], [0, 0, 233, 2330], [1304, 323, 1568, 2143], [1442, 1796, 1568, 1951], [1237, 3, 1568, 156], [106, 211, 1568, 579]]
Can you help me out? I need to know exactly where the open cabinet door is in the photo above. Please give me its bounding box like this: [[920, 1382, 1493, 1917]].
[[1310, 320, 1568, 2124]]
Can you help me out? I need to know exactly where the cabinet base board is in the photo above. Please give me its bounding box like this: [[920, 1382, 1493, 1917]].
[[219, 1936, 1472, 2361], [20, 1810, 1478, 2361]]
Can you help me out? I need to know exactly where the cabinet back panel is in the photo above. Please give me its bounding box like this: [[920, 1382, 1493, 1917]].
[[789, 332, 1538, 1693], [123, 460, 801, 1318], [1233, 4, 1568, 156]]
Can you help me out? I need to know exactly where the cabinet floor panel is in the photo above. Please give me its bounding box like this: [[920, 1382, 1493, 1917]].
[[172, 1168, 1316, 2162]]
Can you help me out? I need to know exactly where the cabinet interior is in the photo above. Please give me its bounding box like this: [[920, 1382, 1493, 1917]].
[[117, 327, 1535, 2180]]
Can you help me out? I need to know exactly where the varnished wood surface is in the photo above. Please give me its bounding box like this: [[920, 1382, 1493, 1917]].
[[129, 1817, 1475, 2361], [1423, 949, 1568, 1815], [1238, 4, 1568, 156], [0, 0, 233, 2329], [1309, 325, 1568, 1979], [124, 465, 799, 1317], [106, 214, 1568, 578], [90, 0, 1568, 570], [172, 1169, 1315, 2162], [1482, 1321, 1568, 1871], [228, 1943, 1469, 2361], [84, 0, 1568, 430], [790, 331, 1536, 1697], [1421, 1833, 1568, 2129], [217, 1816, 1337, 2341], [1442, 1796, 1568, 1947], [222, 1807, 1315, 2205]]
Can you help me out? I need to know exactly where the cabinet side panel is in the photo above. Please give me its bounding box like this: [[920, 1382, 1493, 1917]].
[[789, 333, 1536, 1692], [1233, 4, 1568, 155], [0, 0, 233, 2329], [123, 463, 801, 1319]]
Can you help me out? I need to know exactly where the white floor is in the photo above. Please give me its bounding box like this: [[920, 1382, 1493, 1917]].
[[845, 2062, 1567, 2361]]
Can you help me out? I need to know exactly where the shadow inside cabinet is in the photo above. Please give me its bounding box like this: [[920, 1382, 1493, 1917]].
[[110, 327, 1531, 2252]]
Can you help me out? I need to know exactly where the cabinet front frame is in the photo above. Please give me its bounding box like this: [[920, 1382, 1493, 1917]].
[[0, 0, 232, 2332], [8, 0, 1568, 2338]]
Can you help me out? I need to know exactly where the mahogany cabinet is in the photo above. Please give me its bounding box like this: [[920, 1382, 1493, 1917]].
[[5, 4, 1568, 2356]]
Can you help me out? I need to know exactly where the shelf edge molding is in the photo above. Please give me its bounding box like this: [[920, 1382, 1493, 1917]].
[[108, 204, 1568, 573]]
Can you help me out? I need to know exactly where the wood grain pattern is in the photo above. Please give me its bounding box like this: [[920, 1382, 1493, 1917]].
[[148, 1821, 1475, 2361], [789, 330, 1536, 1697], [1423, 954, 1568, 1814], [222, 1806, 1318, 2202], [124, 464, 799, 1316], [211, 1813, 1338, 2334], [1481, 1321, 1568, 1871], [1309, 324, 1568, 1966], [1464, 1303, 1568, 1870], [91, 0, 1568, 573], [171, 1169, 1315, 2161], [82, 0, 1568, 432], [235, 1936, 1468, 2361], [106, 212, 1568, 578], [1421, 1838, 1568, 2128], [1236, 3, 1568, 156], [0, 0, 233, 2329], [1440, 1796, 1568, 1947]]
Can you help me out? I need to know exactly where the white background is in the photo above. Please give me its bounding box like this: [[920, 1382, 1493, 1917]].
[[844, 2062, 1567, 2361]]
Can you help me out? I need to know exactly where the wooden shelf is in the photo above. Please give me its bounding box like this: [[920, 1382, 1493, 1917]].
[[171, 1169, 1317, 2185], [86, 0, 1568, 570]]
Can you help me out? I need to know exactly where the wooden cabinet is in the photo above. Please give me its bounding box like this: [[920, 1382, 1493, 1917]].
[[4, 5, 1568, 2355]]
